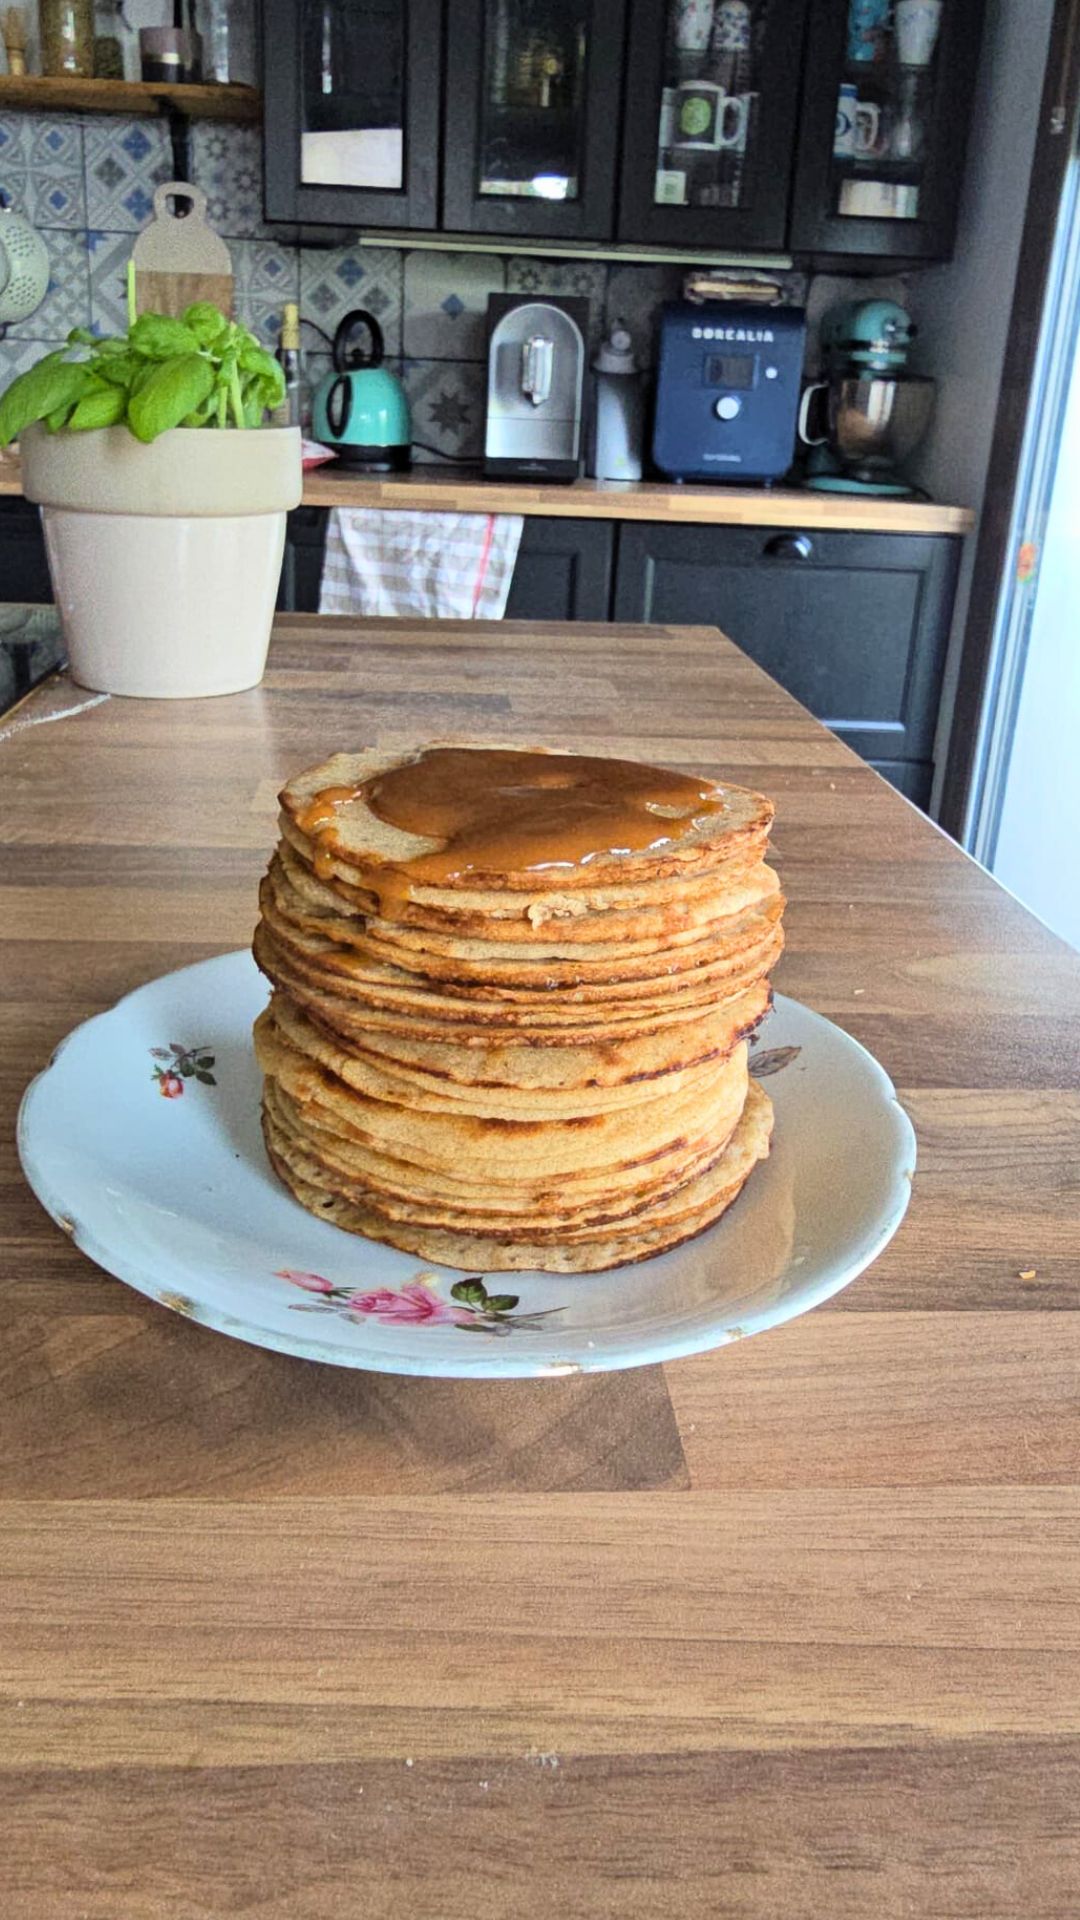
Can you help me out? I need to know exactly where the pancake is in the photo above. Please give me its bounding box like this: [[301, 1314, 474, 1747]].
[[253, 743, 785, 1272], [262, 1078, 774, 1273]]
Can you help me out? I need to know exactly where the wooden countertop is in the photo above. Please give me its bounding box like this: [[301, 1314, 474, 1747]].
[[0, 449, 974, 533], [2, 616, 1077, 1916]]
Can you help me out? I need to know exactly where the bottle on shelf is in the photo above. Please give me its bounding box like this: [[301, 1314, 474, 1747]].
[[273, 302, 305, 428], [588, 320, 645, 481]]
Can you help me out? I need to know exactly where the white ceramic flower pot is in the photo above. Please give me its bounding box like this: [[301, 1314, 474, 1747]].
[[22, 423, 303, 698]]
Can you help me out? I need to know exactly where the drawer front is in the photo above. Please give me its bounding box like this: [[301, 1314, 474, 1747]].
[[613, 523, 960, 765]]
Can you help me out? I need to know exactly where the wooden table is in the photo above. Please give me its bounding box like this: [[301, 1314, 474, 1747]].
[[2, 617, 1078, 1917]]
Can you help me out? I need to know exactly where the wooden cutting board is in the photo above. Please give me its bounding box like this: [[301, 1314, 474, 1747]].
[[131, 181, 234, 318]]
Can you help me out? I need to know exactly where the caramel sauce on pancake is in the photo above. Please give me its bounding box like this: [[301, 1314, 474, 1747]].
[[296, 747, 724, 901]]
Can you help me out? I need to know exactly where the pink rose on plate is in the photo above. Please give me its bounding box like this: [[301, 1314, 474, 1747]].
[[276, 1269, 338, 1294], [347, 1282, 470, 1326]]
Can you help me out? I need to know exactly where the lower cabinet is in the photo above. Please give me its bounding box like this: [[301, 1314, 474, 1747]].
[[280, 510, 615, 621], [504, 519, 614, 623], [278, 506, 329, 613], [3, 490, 959, 810], [613, 522, 960, 795], [0, 498, 52, 604]]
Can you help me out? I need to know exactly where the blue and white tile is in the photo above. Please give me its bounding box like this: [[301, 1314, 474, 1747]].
[[604, 263, 684, 367], [506, 255, 606, 344], [0, 114, 85, 229], [299, 246, 402, 353], [232, 238, 300, 346], [0, 335, 75, 379], [87, 229, 134, 336], [403, 249, 504, 362], [84, 117, 172, 232], [401, 358, 485, 463], [6, 229, 90, 339], [190, 120, 269, 239]]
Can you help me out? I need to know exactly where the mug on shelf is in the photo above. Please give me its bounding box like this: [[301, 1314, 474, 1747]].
[[895, 0, 942, 67], [673, 80, 750, 150], [846, 0, 890, 63], [710, 0, 751, 53], [855, 98, 883, 156], [673, 0, 715, 54], [834, 81, 857, 158]]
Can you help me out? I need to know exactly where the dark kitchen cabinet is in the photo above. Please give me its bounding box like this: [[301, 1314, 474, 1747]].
[[262, 0, 983, 261], [0, 499, 51, 604], [277, 506, 330, 613], [442, 0, 629, 241], [617, 0, 806, 252], [789, 0, 983, 262], [612, 521, 960, 785], [504, 517, 614, 619], [264, 0, 442, 229]]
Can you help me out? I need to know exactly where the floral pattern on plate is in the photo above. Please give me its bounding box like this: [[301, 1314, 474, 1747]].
[[150, 1041, 217, 1098], [279, 1268, 566, 1337]]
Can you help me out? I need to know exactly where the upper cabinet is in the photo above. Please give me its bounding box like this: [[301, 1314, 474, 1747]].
[[442, 0, 627, 240], [616, 0, 807, 252], [264, 0, 442, 228], [790, 0, 983, 260], [262, 0, 983, 262]]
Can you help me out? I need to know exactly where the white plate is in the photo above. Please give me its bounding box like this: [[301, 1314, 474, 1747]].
[[17, 952, 914, 1378]]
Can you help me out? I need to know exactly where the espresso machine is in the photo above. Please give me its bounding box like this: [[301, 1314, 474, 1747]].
[[483, 293, 588, 480], [798, 299, 935, 496]]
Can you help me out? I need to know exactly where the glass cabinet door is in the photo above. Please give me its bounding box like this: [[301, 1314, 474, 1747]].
[[790, 0, 983, 259], [299, 0, 406, 192], [442, 0, 627, 237], [618, 0, 807, 248], [263, 0, 441, 228]]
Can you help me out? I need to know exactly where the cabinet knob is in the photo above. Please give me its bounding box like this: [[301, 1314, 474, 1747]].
[[763, 533, 814, 561]]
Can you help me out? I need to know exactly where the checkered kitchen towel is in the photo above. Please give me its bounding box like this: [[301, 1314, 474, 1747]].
[[319, 508, 524, 620]]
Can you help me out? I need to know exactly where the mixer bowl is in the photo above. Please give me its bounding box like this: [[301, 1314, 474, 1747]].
[[829, 375, 935, 476]]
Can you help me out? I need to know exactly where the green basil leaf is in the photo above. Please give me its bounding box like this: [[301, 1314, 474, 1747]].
[[68, 385, 128, 432], [129, 313, 202, 359], [0, 357, 92, 449], [181, 301, 230, 348], [92, 353, 139, 390], [126, 353, 216, 443]]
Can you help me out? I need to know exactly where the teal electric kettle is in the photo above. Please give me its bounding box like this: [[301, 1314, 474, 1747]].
[[312, 309, 411, 470]]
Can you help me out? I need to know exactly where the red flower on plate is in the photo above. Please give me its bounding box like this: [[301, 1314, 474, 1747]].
[[158, 1072, 184, 1099], [346, 1282, 471, 1326]]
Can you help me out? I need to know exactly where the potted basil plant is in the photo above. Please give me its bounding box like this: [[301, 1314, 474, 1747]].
[[0, 304, 302, 698]]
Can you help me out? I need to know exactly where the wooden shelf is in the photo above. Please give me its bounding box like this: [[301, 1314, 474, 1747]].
[[0, 75, 260, 121]]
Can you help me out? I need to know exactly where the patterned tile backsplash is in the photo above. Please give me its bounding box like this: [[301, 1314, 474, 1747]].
[[0, 109, 896, 461]]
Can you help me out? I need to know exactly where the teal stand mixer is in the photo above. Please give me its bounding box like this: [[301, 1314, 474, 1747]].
[[798, 299, 935, 496]]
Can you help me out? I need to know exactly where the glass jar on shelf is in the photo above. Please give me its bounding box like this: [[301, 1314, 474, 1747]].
[[40, 0, 94, 74], [93, 0, 137, 78]]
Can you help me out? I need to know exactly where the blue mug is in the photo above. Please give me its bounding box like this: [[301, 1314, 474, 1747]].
[[847, 0, 890, 62]]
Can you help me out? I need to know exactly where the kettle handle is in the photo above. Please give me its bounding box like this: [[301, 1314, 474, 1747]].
[[798, 381, 829, 448], [326, 375, 353, 440], [332, 308, 385, 372]]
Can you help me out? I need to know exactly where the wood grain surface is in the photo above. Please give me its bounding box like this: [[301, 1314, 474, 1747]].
[[1, 615, 1078, 1917], [0, 75, 260, 119], [0, 449, 974, 532]]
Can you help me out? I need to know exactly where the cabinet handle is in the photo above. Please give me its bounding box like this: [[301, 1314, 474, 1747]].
[[763, 533, 814, 561]]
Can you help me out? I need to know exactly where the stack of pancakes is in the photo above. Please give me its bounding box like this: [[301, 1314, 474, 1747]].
[[253, 745, 784, 1273]]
